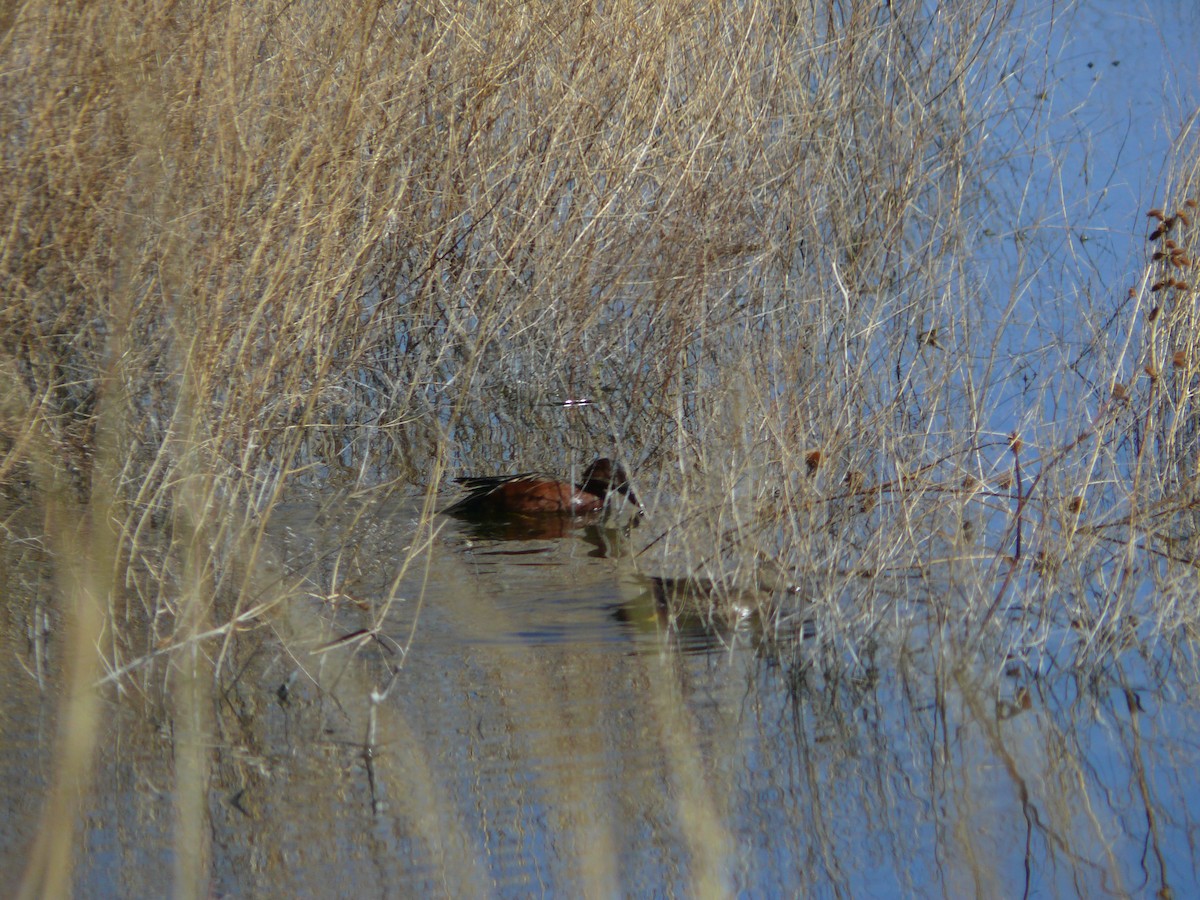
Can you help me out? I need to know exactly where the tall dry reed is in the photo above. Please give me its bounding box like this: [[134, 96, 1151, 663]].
[[5, 0, 1200, 893]]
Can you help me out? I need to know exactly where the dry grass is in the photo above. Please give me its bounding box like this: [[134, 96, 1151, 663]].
[[4, 0, 1200, 893]]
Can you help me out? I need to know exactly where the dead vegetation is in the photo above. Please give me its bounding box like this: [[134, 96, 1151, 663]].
[[4, 0, 1200, 890]]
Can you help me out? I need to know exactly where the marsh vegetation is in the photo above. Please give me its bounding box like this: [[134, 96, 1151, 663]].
[[4, 0, 1200, 895]]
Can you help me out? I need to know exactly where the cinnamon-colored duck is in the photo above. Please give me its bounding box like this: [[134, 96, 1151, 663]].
[[443, 458, 640, 518]]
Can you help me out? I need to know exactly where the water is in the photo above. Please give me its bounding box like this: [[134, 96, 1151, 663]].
[[4, 479, 1200, 896]]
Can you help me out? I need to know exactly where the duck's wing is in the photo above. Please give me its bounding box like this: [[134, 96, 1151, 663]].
[[453, 471, 541, 492]]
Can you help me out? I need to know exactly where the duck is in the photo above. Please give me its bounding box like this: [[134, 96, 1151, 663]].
[[443, 458, 640, 518], [643, 556, 810, 631]]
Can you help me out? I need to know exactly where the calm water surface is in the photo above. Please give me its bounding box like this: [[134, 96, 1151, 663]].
[[5, 488, 1200, 897]]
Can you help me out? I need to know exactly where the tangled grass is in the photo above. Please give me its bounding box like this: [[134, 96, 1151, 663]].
[[4, 0, 1200, 893]]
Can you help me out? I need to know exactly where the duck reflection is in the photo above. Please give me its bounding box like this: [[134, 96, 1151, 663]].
[[450, 519, 637, 560]]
